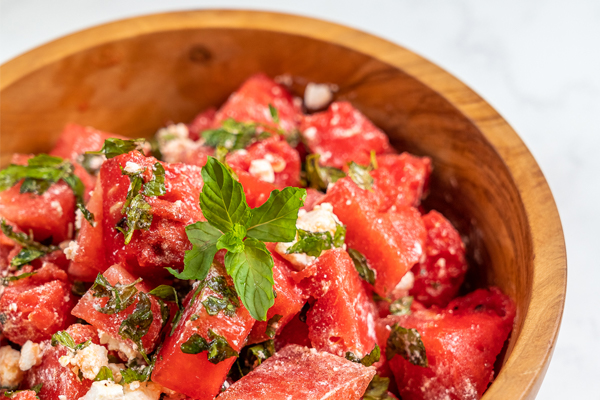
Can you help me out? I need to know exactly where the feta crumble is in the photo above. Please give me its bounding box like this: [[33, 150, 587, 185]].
[[249, 159, 275, 183], [59, 343, 109, 380], [98, 330, 141, 361], [64, 240, 80, 260], [19, 340, 42, 371], [0, 346, 24, 388], [123, 161, 143, 174], [304, 83, 334, 110], [80, 380, 124, 400], [275, 203, 343, 269], [156, 123, 200, 164]]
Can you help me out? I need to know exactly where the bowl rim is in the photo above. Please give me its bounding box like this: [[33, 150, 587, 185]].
[[0, 9, 567, 400]]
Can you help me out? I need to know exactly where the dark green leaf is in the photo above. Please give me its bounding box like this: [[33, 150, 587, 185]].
[[94, 366, 114, 381], [224, 238, 274, 321], [246, 187, 306, 242], [268, 104, 280, 123], [386, 323, 428, 367], [63, 173, 94, 224], [143, 162, 166, 196], [10, 248, 45, 268], [304, 154, 346, 192], [345, 345, 380, 367], [348, 248, 376, 285], [116, 194, 152, 245], [120, 361, 152, 384], [119, 292, 153, 364], [51, 330, 91, 351], [167, 221, 222, 280], [1, 219, 59, 267], [216, 223, 247, 253], [3, 383, 43, 398], [333, 224, 346, 248], [148, 285, 179, 304], [200, 276, 240, 318], [389, 296, 413, 316], [265, 314, 283, 339], [87, 138, 146, 159], [200, 157, 250, 233], [91, 273, 141, 314], [180, 329, 238, 364], [0, 271, 37, 286], [362, 375, 395, 400], [72, 281, 89, 297], [202, 119, 261, 151], [286, 225, 345, 258]]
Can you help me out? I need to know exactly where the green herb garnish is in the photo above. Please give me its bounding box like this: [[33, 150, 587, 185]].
[[265, 314, 283, 339], [91, 273, 141, 314], [168, 156, 306, 321], [94, 366, 114, 381], [286, 224, 346, 258], [344, 344, 381, 367], [51, 330, 91, 351], [389, 296, 413, 316], [119, 292, 153, 364], [347, 150, 378, 191], [0, 271, 37, 286], [386, 323, 428, 367], [3, 383, 43, 398], [304, 154, 346, 192], [86, 138, 146, 159], [348, 248, 376, 285], [363, 375, 395, 400], [180, 329, 238, 364], [200, 276, 240, 317], [0, 219, 61, 269]]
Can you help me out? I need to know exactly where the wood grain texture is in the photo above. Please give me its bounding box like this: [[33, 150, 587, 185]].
[[0, 10, 566, 399]]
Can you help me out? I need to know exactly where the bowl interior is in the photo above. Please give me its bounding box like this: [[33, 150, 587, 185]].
[[0, 12, 565, 399]]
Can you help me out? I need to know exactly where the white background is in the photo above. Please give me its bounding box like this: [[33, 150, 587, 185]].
[[1, 1, 599, 398]]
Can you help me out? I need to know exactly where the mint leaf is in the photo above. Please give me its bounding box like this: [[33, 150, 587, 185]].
[[91, 273, 141, 314], [265, 314, 283, 339], [51, 330, 91, 351], [202, 118, 273, 152], [94, 366, 114, 381], [1, 219, 59, 268], [224, 238, 275, 321], [386, 323, 428, 367], [87, 138, 146, 159], [269, 104, 280, 123], [389, 296, 413, 316], [246, 187, 306, 242], [363, 375, 395, 400], [0, 271, 37, 286], [119, 292, 153, 364], [304, 154, 346, 192], [180, 329, 238, 364], [345, 344, 380, 367], [348, 248, 376, 285], [167, 221, 222, 280], [286, 225, 346, 258], [200, 276, 240, 318], [201, 157, 250, 233], [347, 161, 374, 191], [216, 223, 246, 253], [143, 162, 166, 196], [148, 285, 179, 304]]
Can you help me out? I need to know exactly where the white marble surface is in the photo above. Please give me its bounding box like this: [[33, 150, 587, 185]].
[[2, 0, 599, 398]]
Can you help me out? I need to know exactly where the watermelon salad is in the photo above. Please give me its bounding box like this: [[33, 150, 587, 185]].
[[0, 73, 516, 400]]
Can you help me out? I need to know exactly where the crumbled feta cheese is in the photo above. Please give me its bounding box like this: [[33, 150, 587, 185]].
[[64, 240, 80, 260], [0, 346, 24, 388], [124, 161, 143, 174], [275, 203, 343, 269], [80, 380, 124, 400], [59, 396, 67, 400], [263, 153, 287, 173], [75, 209, 84, 230], [59, 343, 108, 380], [98, 330, 141, 361], [304, 83, 334, 110], [303, 127, 317, 141], [50, 200, 64, 217], [156, 123, 200, 164], [19, 341, 42, 371], [249, 159, 275, 183], [8, 303, 17, 312], [394, 271, 415, 292]]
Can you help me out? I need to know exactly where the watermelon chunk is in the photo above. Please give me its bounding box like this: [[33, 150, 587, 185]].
[[187, 107, 217, 141], [71, 264, 169, 358], [410, 211, 468, 308], [274, 312, 312, 351], [217, 345, 376, 400], [23, 324, 99, 399], [371, 153, 432, 210], [300, 101, 394, 169], [319, 178, 426, 297], [100, 152, 204, 279], [152, 264, 255, 399], [247, 244, 308, 344], [226, 135, 301, 188], [236, 170, 278, 209], [302, 188, 325, 212], [378, 288, 516, 400], [0, 263, 76, 345], [214, 73, 302, 135], [49, 123, 124, 161], [8, 391, 38, 400], [296, 249, 378, 359]]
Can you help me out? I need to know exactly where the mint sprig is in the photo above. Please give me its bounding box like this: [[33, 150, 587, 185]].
[[86, 138, 146, 159], [169, 156, 306, 321]]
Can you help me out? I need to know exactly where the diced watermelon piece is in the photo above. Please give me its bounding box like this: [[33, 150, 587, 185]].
[[371, 153, 432, 210], [0, 263, 76, 345], [152, 264, 255, 399], [247, 244, 308, 344], [23, 324, 99, 399], [274, 312, 312, 351], [68, 176, 106, 281], [100, 152, 204, 279], [378, 288, 515, 400], [300, 101, 394, 169], [0, 155, 76, 244], [217, 345, 376, 400], [410, 211, 468, 308], [302, 189, 325, 212], [9, 391, 38, 400], [295, 249, 378, 359], [71, 264, 169, 356], [226, 135, 301, 187], [319, 178, 426, 297], [49, 123, 124, 161], [214, 73, 302, 135], [188, 107, 217, 141], [236, 170, 278, 209]]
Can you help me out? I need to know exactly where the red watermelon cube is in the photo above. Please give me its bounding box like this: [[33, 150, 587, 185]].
[[300, 101, 394, 169], [236, 170, 278, 209], [187, 107, 217, 141], [217, 345, 376, 400], [49, 123, 124, 161]]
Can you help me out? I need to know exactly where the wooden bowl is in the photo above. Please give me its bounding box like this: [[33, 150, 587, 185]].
[[0, 10, 566, 399]]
